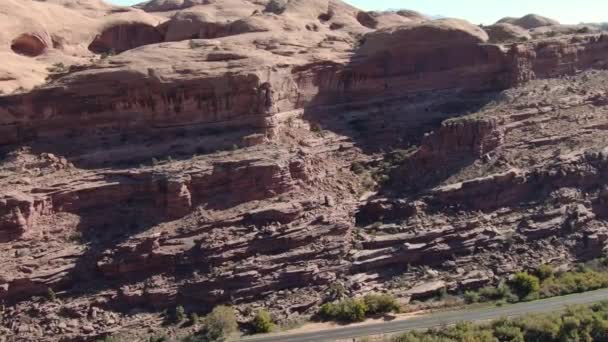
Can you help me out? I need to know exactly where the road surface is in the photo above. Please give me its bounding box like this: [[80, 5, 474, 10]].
[[240, 288, 608, 342]]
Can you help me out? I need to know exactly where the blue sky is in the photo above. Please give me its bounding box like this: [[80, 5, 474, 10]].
[[108, 0, 608, 25]]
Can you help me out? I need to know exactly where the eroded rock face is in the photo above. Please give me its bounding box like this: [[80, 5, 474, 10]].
[[88, 23, 164, 54], [3, 0, 608, 341], [0, 192, 46, 242], [11, 33, 50, 57]]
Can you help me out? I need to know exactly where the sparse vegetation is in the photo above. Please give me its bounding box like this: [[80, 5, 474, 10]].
[[46, 287, 56, 301], [190, 312, 200, 325], [100, 49, 116, 60], [350, 161, 367, 175], [393, 301, 608, 342], [96, 336, 119, 342], [47, 62, 67, 74], [371, 147, 417, 185], [174, 305, 186, 323], [461, 260, 608, 306], [67, 230, 83, 243]]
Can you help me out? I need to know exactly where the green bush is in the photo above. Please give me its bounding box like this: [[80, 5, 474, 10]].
[[539, 268, 608, 298], [464, 291, 481, 304], [393, 301, 608, 342], [478, 283, 516, 302], [185, 306, 238, 342], [520, 314, 561, 341], [318, 298, 368, 322], [363, 293, 401, 315], [190, 312, 200, 325], [493, 321, 525, 342], [251, 309, 275, 334], [535, 265, 554, 281], [174, 305, 186, 323], [510, 273, 540, 300]]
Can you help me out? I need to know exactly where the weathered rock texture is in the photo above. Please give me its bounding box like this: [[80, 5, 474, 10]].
[[2, 1, 608, 341]]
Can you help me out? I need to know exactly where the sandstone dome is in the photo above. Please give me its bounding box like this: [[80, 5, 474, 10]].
[[497, 14, 560, 29], [484, 23, 532, 43], [359, 18, 489, 56]]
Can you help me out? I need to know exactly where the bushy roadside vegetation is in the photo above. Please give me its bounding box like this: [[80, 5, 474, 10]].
[[393, 301, 608, 342], [464, 259, 608, 305], [183, 306, 238, 342], [318, 293, 402, 323], [250, 309, 275, 334]]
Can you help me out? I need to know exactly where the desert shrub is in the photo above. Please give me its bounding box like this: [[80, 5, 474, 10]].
[[96, 336, 119, 342], [190, 312, 200, 325], [174, 305, 186, 323], [464, 291, 481, 304], [186, 306, 238, 342], [46, 288, 56, 301], [535, 265, 554, 281], [577, 26, 592, 34], [264, 0, 287, 14], [510, 273, 540, 300], [392, 302, 608, 342], [479, 283, 516, 302], [493, 320, 525, 342], [539, 268, 608, 298], [251, 309, 275, 334], [148, 336, 168, 342], [318, 298, 368, 322], [363, 293, 401, 315], [520, 314, 561, 342], [351, 161, 366, 175]]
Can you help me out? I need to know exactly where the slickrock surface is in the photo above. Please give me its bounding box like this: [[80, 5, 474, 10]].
[[2, 0, 608, 341]]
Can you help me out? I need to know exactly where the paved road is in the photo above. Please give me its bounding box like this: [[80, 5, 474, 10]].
[[240, 289, 608, 342]]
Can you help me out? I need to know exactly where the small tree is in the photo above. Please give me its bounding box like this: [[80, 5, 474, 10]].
[[190, 306, 238, 342], [510, 272, 540, 300], [251, 309, 275, 334]]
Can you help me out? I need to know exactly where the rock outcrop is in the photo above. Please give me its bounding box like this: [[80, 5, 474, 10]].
[[3, 1, 608, 341], [497, 14, 560, 29], [484, 23, 532, 43]]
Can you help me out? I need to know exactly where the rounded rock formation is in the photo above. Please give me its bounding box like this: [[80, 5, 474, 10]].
[[497, 14, 559, 29], [162, 11, 224, 41], [484, 23, 532, 43], [136, 0, 206, 12], [10, 33, 50, 57], [360, 18, 489, 56], [356, 11, 379, 29], [88, 22, 164, 54]]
